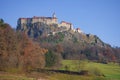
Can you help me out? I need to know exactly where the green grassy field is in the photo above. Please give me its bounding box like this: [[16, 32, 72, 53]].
[[0, 60, 120, 80], [59, 60, 120, 80]]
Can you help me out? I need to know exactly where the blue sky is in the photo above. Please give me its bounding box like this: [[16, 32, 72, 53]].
[[0, 0, 120, 47]]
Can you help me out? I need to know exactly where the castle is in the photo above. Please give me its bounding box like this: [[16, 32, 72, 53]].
[[17, 13, 82, 33], [18, 13, 57, 25]]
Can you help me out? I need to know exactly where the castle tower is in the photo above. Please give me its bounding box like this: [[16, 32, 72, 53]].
[[52, 12, 56, 18]]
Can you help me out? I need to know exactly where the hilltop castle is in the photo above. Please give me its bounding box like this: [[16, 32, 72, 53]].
[[17, 13, 83, 33], [18, 13, 57, 24], [18, 13, 74, 30]]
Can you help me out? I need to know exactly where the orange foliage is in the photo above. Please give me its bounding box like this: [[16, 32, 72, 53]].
[[0, 23, 48, 71], [18, 33, 48, 70]]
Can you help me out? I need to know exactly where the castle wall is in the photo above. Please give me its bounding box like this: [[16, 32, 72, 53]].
[[51, 18, 58, 24], [27, 18, 32, 24], [46, 18, 52, 24], [18, 18, 27, 25], [60, 21, 72, 30], [46, 18, 57, 24], [31, 17, 57, 24], [32, 17, 39, 23]]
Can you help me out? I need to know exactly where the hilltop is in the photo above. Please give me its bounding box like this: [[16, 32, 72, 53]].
[[17, 13, 82, 38]]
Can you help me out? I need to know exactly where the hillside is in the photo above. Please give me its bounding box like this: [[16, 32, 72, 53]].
[[16, 15, 120, 63]]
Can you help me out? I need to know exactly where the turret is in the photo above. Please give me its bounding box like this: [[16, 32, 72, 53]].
[[52, 12, 56, 18]]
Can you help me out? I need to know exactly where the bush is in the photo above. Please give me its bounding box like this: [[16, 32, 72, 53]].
[[45, 51, 57, 67], [0, 19, 4, 24]]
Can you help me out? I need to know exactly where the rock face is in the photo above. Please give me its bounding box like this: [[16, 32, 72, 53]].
[[17, 19, 105, 47], [17, 22, 49, 38]]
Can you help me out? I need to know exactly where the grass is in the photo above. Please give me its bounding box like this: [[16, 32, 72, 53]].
[[0, 71, 36, 80], [0, 60, 120, 80], [48, 73, 105, 80], [59, 60, 120, 80], [87, 62, 120, 80], [0, 72, 35, 80]]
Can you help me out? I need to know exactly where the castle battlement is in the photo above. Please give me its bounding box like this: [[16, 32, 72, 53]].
[[17, 13, 83, 33], [18, 13, 58, 25]]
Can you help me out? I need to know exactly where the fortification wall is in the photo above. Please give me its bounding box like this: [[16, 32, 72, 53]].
[[18, 18, 27, 25], [18, 17, 58, 25], [59, 21, 72, 30], [17, 13, 73, 31]]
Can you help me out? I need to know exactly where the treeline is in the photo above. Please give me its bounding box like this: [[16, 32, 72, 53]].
[[0, 19, 47, 72]]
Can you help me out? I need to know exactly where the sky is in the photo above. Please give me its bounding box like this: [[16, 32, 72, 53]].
[[0, 0, 120, 47]]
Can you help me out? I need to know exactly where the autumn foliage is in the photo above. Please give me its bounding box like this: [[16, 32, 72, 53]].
[[0, 21, 47, 71]]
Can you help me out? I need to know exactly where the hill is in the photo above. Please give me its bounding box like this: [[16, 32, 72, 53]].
[[0, 16, 120, 80], [16, 14, 120, 63]]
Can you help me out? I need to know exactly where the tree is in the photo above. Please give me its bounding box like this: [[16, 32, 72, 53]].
[[54, 44, 63, 53], [45, 51, 57, 67], [0, 20, 48, 71], [0, 23, 19, 70], [0, 19, 4, 24], [17, 33, 48, 71]]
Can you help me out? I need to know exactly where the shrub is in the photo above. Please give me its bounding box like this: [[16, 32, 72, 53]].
[[45, 51, 57, 67]]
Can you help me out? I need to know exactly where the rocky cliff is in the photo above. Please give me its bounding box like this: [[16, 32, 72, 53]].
[[17, 21, 105, 47]]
